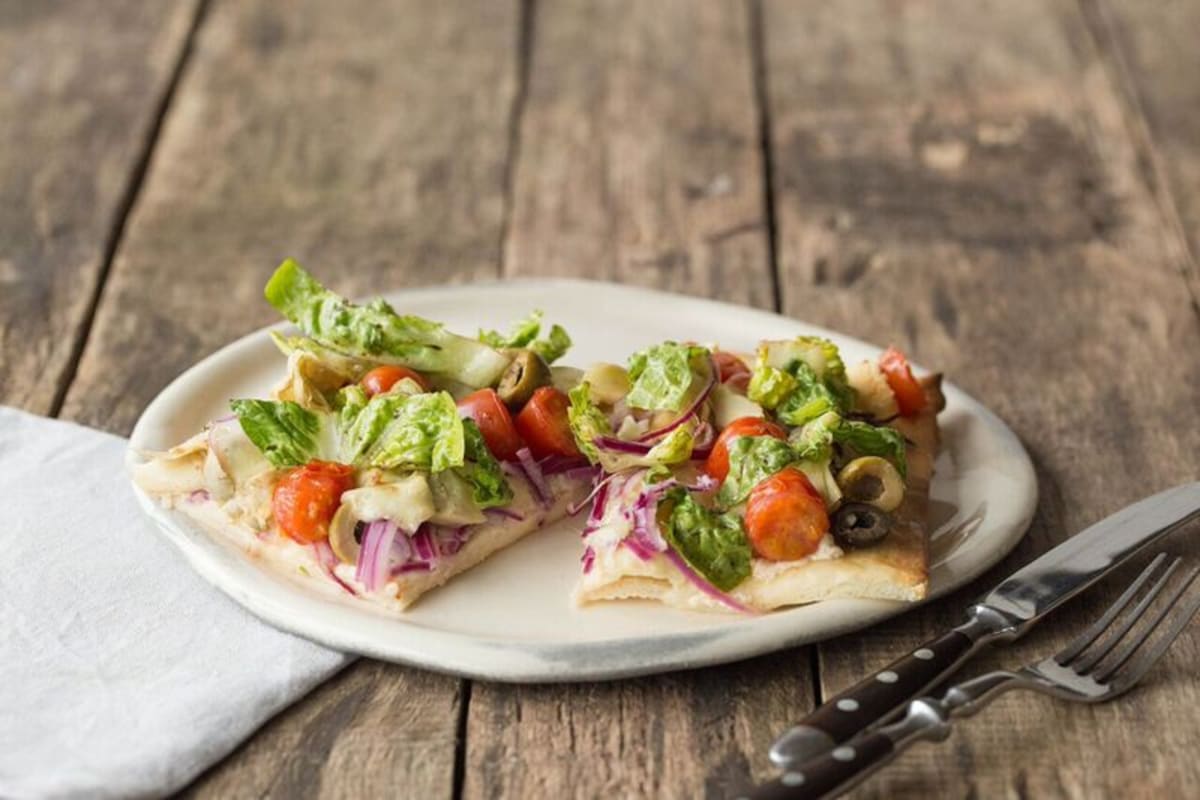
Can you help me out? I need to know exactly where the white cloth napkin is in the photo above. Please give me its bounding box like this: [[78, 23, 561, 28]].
[[0, 407, 351, 799]]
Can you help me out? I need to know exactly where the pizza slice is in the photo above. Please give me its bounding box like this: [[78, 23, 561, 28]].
[[132, 261, 594, 610], [567, 338, 944, 613]]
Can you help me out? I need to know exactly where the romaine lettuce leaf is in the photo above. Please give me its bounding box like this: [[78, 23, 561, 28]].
[[230, 399, 322, 468], [567, 382, 612, 464], [478, 310, 573, 364], [457, 419, 514, 508], [530, 324, 571, 364], [832, 419, 907, 478], [748, 337, 855, 425], [789, 411, 841, 462], [625, 342, 710, 411], [717, 435, 798, 507], [360, 391, 465, 472], [662, 489, 752, 592], [265, 259, 510, 388]]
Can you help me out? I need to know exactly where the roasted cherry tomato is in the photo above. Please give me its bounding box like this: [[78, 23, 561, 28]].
[[878, 347, 926, 416], [361, 365, 430, 395], [712, 350, 751, 389], [515, 386, 581, 459], [457, 388, 524, 461], [744, 467, 829, 561], [272, 460, 355, 545], [704, 416, 788, 482]]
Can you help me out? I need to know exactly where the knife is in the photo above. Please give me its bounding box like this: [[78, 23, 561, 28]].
[[769, 481, 1200, 769]]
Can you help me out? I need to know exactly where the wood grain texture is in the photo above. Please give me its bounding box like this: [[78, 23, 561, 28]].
[[57, 1, 521, 797], [501, 0, 774, 309], [762, 0, 1200, 796], [0, 0, 198, 412], [59, 0, 520, 435], [1083, 0, 1200, 303], [466, 3, 801, 799]]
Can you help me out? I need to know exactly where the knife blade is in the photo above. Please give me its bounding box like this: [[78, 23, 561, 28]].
[[769, 481, 1200, 769]]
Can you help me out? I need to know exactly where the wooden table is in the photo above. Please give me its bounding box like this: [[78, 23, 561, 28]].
[[5, 1, 1199, 796]]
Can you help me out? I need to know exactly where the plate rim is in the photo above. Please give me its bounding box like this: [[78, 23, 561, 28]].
[[128, 277, 1038, 683]]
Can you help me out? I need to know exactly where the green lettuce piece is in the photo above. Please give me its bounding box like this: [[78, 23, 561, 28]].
[[662, 489, 753, 592], [832, 419, 907, 478], [478, 310, 573, 364], [360, 391, 465, 472], [625, 342, 710, 411], [337, 391, 407, 465], [796, 459, 843, 507], [230, 399, 322, 468], [748, 337, 855, 425], [790, 411, 841, 462], [567, 382, 612, 464], [745, 365, 797, 409], [457, 419, 514, 508], [265, 259, 510, 388], [718, 435, 798, 507], [530, 324, 572, 364], [773, 361, 842, 426]]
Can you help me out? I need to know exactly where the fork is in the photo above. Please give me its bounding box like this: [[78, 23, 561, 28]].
[[745, 553, 1200, 800]]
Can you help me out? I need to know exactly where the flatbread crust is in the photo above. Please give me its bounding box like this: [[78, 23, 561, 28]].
[[576, 375, 945, 612], [137, 452, 589, 612]]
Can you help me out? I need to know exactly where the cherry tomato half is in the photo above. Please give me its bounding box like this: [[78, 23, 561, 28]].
[[878, 347, 926, 417], [515, 386, 581, 460], [361, 365, 431, 395], [704, 416, 788, 482], [457, 388, 524, 461], [744, 467, 829, 561], [272, 460, 355, 544], [712, 350, 752, 388]]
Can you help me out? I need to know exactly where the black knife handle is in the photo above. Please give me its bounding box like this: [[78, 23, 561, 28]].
[[769, 620, 991, 768], [751, 730, 895, 800]]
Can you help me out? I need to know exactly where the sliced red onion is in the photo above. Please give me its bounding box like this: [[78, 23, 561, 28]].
[[580, 472, 625, 532], [538, 454, 591, 475], [186, 489, 210, 503], [412, 526, 438, 561], [581, 546, 596, 574], [391, 533, 413, 564], [569, 470, 619, 516], [356, 519, 398, 592], [484, 507, 525, 522], [622, 537, 656, 561], [312, 541, 357, 596], [634, 358, 717, 444], [593, 436, 655, 455], [354, 520, 383, 585], [661, 549, 755, 614], [515, 447, 552, 507], [394, 562, 433, 574], [563, 464, 601, 482]]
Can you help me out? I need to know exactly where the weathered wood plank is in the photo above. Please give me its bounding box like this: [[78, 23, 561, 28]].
[[57, 1, 522, 797], [1083, 0, 1200, 304], [501, 0, 774, 310], [467, 3, 798, 798], [763, 0, 1200, 796], [0, 0, 199, 412]]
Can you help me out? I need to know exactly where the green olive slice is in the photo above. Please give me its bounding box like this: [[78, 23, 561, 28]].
[[497, 349, 552, 409]]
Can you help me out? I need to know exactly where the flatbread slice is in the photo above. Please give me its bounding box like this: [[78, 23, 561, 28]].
[[575, 375, 945, 612]]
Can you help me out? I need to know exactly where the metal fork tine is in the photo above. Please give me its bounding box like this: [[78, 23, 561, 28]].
[[1070, 556, 1183, 674], [1096, 565, 1200, 685], [1055, 553, 1170, 666]]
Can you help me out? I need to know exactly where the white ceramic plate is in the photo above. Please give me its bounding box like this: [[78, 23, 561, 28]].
[[128, 279, 1036, 682]]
